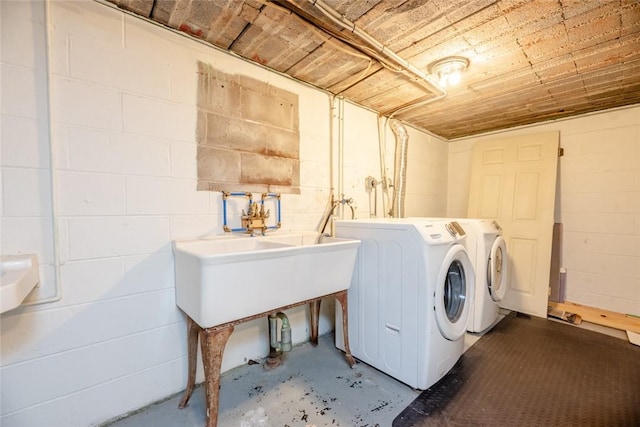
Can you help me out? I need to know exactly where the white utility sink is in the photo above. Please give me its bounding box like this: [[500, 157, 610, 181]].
[[173, 232, 360, 328], [1, 254, 40, 314]]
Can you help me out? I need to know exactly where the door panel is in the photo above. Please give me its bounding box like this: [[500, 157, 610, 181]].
[[508, 238, 537, 293], [468, 132, 559, 317], [479, 174, 502, 217], [513, 172, 539, 219]]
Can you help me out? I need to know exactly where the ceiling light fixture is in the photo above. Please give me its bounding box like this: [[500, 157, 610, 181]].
[[429, 56, 469, 88]]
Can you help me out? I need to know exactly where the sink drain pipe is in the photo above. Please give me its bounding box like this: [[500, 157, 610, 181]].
[[269, 312, 292, 352]]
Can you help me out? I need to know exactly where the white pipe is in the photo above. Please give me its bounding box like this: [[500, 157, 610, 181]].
[[319, 95, 342, 235], [389, 120, 409, 218], [329, 95, 335, 194], [376, 116, 390, 217], [387, 91, 447, 118], [317, 95, 337, 236], [337, 97, 345, 220], [24, 0, 62, 306], [306, 0, 450, 219], [269, 312, 292, 352], [307, 0, 446, 98]]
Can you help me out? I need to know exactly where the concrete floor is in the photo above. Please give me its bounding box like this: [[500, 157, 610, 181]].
[[103, 312, 625, 427], [103, 329, 484, 427]]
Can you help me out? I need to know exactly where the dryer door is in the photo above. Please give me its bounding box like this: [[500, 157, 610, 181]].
[[434, 245, 474, 341], [488, 236, 507, 302]]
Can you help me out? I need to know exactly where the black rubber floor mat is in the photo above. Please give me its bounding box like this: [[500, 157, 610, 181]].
[[393, 314, 640, 427]]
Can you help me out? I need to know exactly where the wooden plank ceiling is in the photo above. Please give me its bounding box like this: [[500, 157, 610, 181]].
[[106, 0, 640, 139]]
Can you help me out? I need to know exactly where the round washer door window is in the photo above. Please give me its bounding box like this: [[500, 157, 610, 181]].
[[434, 245, 474, 341], [487, 236, 508, 302], [444, 260, 466, 323]]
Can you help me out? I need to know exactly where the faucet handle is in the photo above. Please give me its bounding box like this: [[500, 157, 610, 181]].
[[249, 202, 259, 218]]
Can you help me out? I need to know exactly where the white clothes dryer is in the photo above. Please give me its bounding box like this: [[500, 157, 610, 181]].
[[409, 218, 508, 333], [334, 218, 474, 390], [458, 219, 507, 333]]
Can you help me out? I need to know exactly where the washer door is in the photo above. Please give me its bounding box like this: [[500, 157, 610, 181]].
[[434, 245, 473, 341], [487, 236, 507, 302]]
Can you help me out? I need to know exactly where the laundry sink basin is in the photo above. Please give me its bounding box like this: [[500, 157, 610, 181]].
[[1, 254, 40, 314], [173, 232, 360, 328]]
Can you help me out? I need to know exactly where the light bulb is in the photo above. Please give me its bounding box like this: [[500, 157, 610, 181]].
[[429, 56, 469, 89], [448, 71, 461, 86]]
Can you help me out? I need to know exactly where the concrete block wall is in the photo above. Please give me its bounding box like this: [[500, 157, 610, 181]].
[[0, 0, 56, 303], [404, 126, 448, 217], [196, 62, 301, 193], [0, 2, 448, 426], [447, 105, 640, 316]]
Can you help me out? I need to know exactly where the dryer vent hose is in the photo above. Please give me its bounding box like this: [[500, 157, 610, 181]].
[[390, 119, 409, 218]]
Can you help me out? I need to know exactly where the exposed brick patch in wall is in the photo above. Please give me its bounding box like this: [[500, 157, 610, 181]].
[[196, 62, 300, 194]]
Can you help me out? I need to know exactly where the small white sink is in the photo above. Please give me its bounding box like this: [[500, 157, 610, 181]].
[[1, 254, 40, 314], [173, 232, 360, 328]]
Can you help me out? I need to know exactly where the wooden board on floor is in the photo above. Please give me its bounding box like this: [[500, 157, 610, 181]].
[[548, 301, 640, 334]]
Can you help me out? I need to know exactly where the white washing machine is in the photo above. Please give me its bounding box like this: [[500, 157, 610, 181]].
[[457, 219, 507, 333], [334, 218, 474, 390]]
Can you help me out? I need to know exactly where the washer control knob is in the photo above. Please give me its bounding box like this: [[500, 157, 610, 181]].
[[445, 223, 456, 236], [450, 221, 466, 236]]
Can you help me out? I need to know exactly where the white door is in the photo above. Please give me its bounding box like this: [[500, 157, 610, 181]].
[[467, 132, 559, 318]]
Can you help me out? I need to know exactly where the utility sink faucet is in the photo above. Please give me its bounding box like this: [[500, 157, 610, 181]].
[[222, 191, 281, 236], [242, 201, 270, 236]]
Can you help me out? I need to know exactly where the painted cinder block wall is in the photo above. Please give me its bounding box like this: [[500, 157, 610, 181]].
[[447, 105, 640, 316], [0, 2, 447, 426]]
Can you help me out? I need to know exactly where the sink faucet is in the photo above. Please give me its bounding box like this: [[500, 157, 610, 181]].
[[242, 201, 270, 236], [222, 191, 281, 235]]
